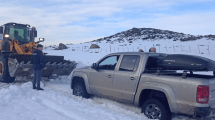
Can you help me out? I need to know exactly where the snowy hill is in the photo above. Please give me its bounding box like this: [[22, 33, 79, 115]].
[[46, 27, 215, 54], [44, 27, 215, 67], [90, 27, 215, 43]]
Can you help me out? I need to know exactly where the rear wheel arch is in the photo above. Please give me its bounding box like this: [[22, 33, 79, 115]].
[[136, 82, 179, 113], [139, 89, 170, 109]]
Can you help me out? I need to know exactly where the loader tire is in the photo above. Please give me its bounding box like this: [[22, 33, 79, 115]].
[[73, 83, 90, 98], [0, 54, 15, 83]]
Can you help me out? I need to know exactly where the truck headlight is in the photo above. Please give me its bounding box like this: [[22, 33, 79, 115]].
[[4, 34, 9, 38]]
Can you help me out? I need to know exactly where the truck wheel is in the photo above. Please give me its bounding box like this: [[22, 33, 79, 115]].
[[142, 98, 172, 120], [73, 83, 90, 98], [0, 55, 15, 83]]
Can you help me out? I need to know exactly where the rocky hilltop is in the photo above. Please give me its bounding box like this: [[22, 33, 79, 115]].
[[91, 28, 215, 43]]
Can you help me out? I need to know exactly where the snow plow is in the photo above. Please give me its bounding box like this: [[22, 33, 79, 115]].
[[0, 22, 77, 83]]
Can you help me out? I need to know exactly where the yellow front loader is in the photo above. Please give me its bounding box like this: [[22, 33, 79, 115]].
[[0, 22, 76, 83]]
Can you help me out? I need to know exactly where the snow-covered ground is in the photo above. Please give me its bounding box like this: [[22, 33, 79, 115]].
[[0, 79, 199, 120], [0, 81, 151, 120], [1, 39, 215, 120]]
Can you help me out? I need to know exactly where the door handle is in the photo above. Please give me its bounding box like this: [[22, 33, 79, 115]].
[[107, 75, 112, 78], [130, 77, 135, 80]]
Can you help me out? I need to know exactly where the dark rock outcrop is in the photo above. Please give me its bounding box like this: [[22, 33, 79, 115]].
[[55, 43, 68, 50], [90, 44, 100, 49]]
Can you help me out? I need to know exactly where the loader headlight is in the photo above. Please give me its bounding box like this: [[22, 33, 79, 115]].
[[39, 38, 45, 41], [4, 34, 10, 38]]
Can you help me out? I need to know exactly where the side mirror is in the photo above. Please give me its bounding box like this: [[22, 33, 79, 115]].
[[91, 63, 97, 69], [0, 27, 3, 34], [34, 31, 37, 37]]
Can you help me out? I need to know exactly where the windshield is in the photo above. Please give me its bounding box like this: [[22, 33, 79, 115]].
[[9, 27, 29, 44]]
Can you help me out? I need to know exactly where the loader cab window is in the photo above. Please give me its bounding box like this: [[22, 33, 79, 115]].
[[0, 26, 3, 34], [119, 55, 140, 71], [8, 26, 29, 44], [98, 55, 120, 70], [5, 26, 10, 34]]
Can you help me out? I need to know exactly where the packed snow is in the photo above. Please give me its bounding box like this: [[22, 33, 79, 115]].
[[1, 38, 215, 120]]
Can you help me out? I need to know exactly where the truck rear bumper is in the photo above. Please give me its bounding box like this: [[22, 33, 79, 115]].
[[194, 107, 215, 118]]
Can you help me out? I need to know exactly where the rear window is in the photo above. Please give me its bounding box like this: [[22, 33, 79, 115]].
[[119, 55, 140, 71]]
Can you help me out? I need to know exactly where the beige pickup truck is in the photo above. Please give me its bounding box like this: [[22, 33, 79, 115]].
[[71, 52, 215, 120]]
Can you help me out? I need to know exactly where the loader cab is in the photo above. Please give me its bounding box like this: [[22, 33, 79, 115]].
[[0, 23, 37, 45]]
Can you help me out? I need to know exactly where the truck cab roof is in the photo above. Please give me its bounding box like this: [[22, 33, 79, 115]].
[[108, 52, 167, 56]]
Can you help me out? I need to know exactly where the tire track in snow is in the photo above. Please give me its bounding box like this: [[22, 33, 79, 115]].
[[32, 96, 83, 120]]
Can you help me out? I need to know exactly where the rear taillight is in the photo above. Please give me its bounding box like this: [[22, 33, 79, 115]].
[[196, 85, 209, 104]]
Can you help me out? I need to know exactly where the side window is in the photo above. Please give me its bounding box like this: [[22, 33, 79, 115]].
[[98, 56, 120, 70], [119, 55, 140, 71]]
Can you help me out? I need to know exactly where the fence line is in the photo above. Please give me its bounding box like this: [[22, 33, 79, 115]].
[[44, 45, 215, 55]]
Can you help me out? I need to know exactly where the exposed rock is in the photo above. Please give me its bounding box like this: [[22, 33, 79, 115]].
[[55, 43, 68, 50], [90, 44, 100, 49]]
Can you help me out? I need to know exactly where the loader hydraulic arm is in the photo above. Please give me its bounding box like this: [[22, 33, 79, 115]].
[[10, 39, 25, 54], [10, 39, 37, 55]]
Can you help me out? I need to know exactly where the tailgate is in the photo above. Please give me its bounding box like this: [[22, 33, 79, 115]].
[[209, 79, 215, 106]]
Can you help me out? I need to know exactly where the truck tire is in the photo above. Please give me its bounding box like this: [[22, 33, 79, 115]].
[[0, 55, 15, 83], [142, 98, 172, 120], [73, 83, 90, 98]]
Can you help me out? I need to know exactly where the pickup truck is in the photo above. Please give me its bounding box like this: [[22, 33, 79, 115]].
[[71, 52, 215, 120]]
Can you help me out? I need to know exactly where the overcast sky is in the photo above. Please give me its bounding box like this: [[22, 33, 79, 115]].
[[0, 0, 214, 45]]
